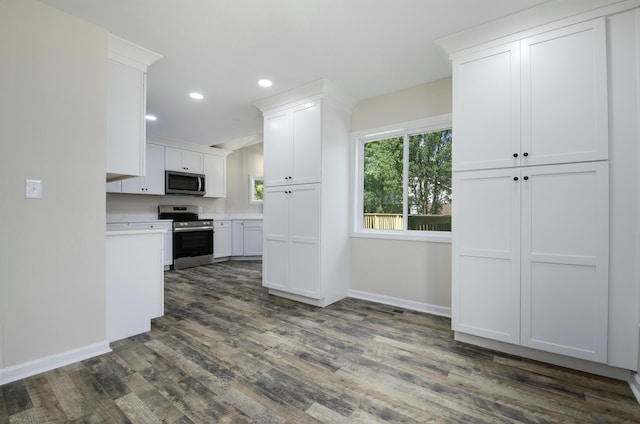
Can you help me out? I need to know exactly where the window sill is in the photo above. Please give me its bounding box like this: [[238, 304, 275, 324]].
[[350, 230, 452, 244]]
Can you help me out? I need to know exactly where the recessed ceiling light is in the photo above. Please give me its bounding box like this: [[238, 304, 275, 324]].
[[189, 92, 204, 100], [258, 79, 273, 88], [145, 114, 157, 121]]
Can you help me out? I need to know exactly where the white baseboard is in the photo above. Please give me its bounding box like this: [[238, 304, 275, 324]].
[[0, 341, 111, 386], [629, 373, 640, 403], [348, 289, 451, 318]]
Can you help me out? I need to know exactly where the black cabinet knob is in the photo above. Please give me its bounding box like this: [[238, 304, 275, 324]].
[[513, 153, 518, 158], [524, 176, 529, 181], [513, 176, 519, 181], [523, 152, 529, 157]]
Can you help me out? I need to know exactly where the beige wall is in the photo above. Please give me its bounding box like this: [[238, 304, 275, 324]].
[[225, 143, 264, 215], [0, 0, 108, 368], [351, 77, 452, 132], [349, 78, 453, 312]]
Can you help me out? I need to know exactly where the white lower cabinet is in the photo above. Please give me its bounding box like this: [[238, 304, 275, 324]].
[[231, 220, 263, 257], [214, 220, 232, 259], [264, 184, 320, 299], [243, 220, 263, 256], [232, 220, 244, 256], [452, 161, 609, 362], [106, 230, 164, 342], [127, 221, 173, 269], [107, 220, 172, 269]]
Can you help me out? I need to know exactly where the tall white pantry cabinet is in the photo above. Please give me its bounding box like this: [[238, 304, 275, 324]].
[[255, 80, 356, 307], [451, 18, 612, 363]]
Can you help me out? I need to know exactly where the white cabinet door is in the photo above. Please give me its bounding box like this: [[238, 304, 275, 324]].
[[165, 147, 204, 173], [291, 102, 322, 185], [263, 102, 322, 187], [263, 112, 291, 187], [214, 221, 232, 258], [453, 42, 520, 171], [521, 19, 608, 165], [520, 162, 608, 362], [243, 221, 263, 256], [107, 59, 146, 178], [203, 154, 226, 198], [121, 143, 165, 195], [452, 169, 521, 343], [232, 220, 244, 256], [183, 150, 204, 173], [263, 188, 290, 291], [263, 185, 319, 296], [453, 18, 607, 172], [289, 184, 321, 298]]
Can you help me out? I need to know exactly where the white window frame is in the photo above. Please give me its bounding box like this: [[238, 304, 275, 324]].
[[350, 114, 452, 243]]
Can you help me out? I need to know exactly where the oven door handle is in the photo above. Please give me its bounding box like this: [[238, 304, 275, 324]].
[[173, 226, 214, 233]]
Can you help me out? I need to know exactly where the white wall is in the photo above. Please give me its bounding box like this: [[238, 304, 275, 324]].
[[225, 143, 264, 215], [349, 78, 453, 313], [0, 0, 108, 371]]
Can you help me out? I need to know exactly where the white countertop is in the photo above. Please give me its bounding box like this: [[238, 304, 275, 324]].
[[106, 228, 167, 236], [107, 213, 262, 223]]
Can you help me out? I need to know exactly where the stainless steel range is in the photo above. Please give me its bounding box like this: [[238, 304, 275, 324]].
[[158, 205, 213, 270]]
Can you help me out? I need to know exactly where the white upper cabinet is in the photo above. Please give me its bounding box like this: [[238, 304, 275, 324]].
[[453, 42, 520, 171], [203, 154, 226, 198], [263, 111, 291, 187], [452, 18, 607, 171], [120, 143, 165, 195], [106, 35, 162, 181], [520, 19, 608, 166], [263, 102, 322, 187], [165, 147, 204, 174]]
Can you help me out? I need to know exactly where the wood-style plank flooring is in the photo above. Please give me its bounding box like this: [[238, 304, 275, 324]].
[[1, 260, 639, 423]]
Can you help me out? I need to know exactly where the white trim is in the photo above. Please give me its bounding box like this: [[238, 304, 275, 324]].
[[350, 230, 451, 244], [108, 34, 162, 72], [0, 342, 111, 386], [254, 79, 357, 115], [147, 138, 231, 158], [348, 289, 451, 318], [435, 0, 640, 57], [629, 373, 640, 403], [352, 114, 452, 140]]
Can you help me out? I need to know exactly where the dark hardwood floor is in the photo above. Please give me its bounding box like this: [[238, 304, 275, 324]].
[[2, 260, 639, 423]]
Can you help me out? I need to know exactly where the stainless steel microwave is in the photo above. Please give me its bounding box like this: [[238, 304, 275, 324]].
[[165, 170, 206, 196]]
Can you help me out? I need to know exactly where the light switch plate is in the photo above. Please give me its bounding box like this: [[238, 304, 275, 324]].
[[26, 179, 42, 199]]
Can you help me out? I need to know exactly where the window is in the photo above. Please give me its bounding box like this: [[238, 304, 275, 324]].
[[355, 115, 452, 240], [249, 175, 263, 204]]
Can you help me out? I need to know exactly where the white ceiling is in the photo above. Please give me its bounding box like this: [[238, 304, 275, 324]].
[[43, 0, 548, 149]]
